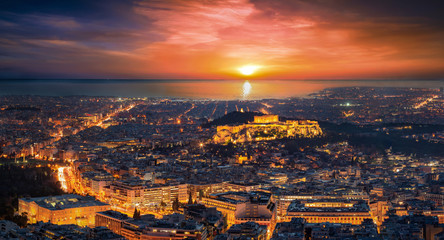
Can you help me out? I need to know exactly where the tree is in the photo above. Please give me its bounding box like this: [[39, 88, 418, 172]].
[[222, 214, 228, 231], [160, 201, 167, 211], [133, 207, 141, 219], [8, 212, 28, 228], [0, 165, 63, 222], [188, 192, 193, 205], [172, 197, 179, 212]]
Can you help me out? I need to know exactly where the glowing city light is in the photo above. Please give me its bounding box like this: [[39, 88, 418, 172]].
[[58, 167, 68, 192]]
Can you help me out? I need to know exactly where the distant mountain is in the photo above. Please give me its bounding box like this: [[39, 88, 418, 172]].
[[202, 111, 264, 128]]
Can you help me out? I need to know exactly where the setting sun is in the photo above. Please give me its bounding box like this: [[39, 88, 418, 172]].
[[238, 65, 260, 76]]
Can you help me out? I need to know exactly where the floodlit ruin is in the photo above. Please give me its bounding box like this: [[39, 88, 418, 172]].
[[213, 115, 323, 144]]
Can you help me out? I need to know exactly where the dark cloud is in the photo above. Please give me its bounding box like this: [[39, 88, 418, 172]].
[[0, 0, 142, 26], [250, 0, 444, 24], [0, 0, 164, 78], [0, 0, 159, 50]]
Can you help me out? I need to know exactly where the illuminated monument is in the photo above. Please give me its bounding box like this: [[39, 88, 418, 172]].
[[213, 114, 322, 144]]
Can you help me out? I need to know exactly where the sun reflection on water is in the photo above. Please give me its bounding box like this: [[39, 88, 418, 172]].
[[242, 80, 252, 99]]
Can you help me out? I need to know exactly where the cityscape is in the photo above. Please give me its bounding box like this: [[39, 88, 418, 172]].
[[1, 0, 444, 239], [0, 86, 443, 239]]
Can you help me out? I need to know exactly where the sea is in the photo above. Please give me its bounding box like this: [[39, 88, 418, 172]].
[[0, 79, 442, 100]]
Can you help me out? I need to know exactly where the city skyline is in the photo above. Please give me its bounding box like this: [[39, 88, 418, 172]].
[[1, 0, 444, 79], [0, 1, 444, 239], [1, 88, 443, 239]]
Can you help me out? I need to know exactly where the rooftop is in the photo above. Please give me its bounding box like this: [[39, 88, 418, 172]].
[[209, 191, 271, 204], [287, 199, 370, 213], [97, 210, 130, 221], [21, 194, 109, 210]]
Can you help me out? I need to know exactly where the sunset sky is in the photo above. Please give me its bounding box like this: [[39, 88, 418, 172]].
[[1, 0, 444, 79]]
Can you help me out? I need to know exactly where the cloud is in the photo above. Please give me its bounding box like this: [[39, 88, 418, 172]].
[[0, 0, 443, 79]]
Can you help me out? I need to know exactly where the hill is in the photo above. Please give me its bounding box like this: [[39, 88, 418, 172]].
[[202, 111, 264, 128]]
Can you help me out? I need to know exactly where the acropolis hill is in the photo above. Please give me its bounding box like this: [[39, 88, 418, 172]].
[[213, 114, 323, 144]]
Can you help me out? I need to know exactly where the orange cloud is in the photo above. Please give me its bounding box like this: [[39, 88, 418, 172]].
[[125, 0, 444, 79]]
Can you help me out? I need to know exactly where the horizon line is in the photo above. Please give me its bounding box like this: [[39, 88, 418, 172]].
[[0, 78, 443, 82]]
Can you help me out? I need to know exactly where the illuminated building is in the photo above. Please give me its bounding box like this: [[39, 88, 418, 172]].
[[183, 204, 224, 238], [90, 173, 114, 195], [201, 191, 274, 228], [96, 138, 138, 148], [213, 115, 322, 144], [226, 221, 267, 240], [369, 200, 390, 226], [104, 181, 188, 211], [144, 184, 185, 209], [271, 218, 305, 240], [18, 194, 110, 227], [80, 171, 114, 195], [190, 182, 262, 201], [235, 155, 251, 164], [25, 221, 124, 240], [96, 211, 208, 239], [422, 193, 444, 207], [184, 182, 263, 205], [286, 199, 372, 225], [398, 199, 444, 224], [187, 183, 226, 202], [254, 115, 279, 123], [275, 195, 323, 221], [105, 179, 145, 208], [275, 194, 369, 222], [379, 214, 442, 240], [223, 182, 263, 193], [120, 216, 208, 240], [95, 210, 130, 235], [272, 218, 379, 240]]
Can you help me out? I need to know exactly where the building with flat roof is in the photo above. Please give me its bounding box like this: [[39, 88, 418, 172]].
[[105, 178, 145, 208], [286, 199, 372, 225], [272, 218, 379, 240], [95, 210, 131, 235], [274, 193, 370, 221], [201, 191, 275, 228], [121, 216, 208, 240], [227, 221, 267, 240], [184, 204, 224, 238], [19, 194, 110, 227]]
